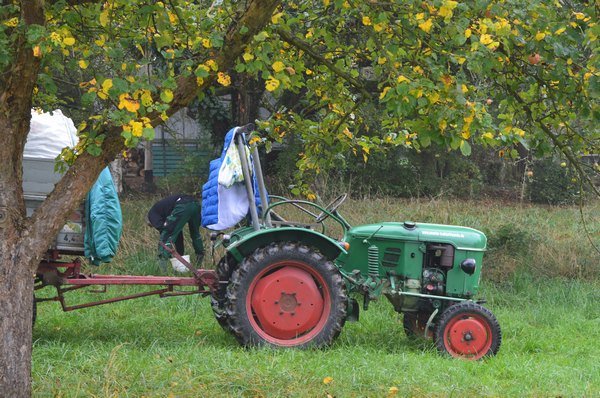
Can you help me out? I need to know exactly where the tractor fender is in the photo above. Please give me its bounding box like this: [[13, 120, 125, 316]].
[[226, 227, 347, 263]]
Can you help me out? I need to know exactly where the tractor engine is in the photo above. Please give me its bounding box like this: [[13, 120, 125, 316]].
[[421, 243, 454, 296]]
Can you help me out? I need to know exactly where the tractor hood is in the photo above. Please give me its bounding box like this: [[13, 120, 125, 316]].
[[345, 222, 487, 251]]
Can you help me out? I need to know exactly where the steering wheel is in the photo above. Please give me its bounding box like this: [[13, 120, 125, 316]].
[[315, 193, 347, 223]]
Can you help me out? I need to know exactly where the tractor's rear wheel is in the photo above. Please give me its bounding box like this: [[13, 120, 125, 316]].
[[403, 311, 434, 340], [435, 302, 501, 360], [211, 255, 236, 333], [226, 242, 347, 348]]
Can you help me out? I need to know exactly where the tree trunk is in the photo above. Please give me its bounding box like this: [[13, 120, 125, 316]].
[[0, 254, 34, 397], [234, 74, 264, 125], [0, 1, 280, 395]]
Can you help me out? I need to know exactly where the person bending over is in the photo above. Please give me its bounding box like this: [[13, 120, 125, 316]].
[[147, 194, 204, 261]]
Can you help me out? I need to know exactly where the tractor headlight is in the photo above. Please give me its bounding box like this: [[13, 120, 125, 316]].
[[460, 258, 477, 275]]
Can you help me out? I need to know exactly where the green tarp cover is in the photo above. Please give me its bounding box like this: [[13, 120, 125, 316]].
[[84, 168, 123, 265]]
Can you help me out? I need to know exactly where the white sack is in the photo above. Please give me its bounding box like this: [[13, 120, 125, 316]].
[[24, 109, 78, 159]]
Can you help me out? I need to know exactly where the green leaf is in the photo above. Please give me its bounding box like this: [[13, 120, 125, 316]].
[[460, 140, 471, 156]]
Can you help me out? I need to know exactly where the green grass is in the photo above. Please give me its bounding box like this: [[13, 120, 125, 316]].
[[32, 198, 600, 397]]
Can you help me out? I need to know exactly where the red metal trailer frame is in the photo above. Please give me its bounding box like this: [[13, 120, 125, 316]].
[[35, 248, 218, 312]]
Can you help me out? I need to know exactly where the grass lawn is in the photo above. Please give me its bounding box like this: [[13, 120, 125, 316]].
[[32, 198, 600, 397]]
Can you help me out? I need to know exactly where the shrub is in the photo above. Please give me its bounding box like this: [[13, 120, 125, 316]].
[[528, 158, 580, 205]]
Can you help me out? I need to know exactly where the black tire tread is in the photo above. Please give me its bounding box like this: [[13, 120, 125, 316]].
[[210, 255, 236, 333]]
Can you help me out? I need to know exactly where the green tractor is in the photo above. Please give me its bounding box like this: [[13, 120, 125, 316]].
[[210, 125, 501, 360]]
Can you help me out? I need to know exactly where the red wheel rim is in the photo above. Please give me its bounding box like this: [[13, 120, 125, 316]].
[[443, 312, 493, 360], [246, 260, 331, 346]]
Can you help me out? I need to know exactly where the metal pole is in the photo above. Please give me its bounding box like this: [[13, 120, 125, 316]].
[[251, 146, 272, 227], [237, 134, 260, 231]]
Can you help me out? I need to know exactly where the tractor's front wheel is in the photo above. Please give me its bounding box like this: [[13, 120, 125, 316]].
[[435, 302, 501, 360], [226, 242, 347, 348]]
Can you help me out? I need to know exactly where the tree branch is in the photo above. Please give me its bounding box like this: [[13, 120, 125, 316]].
[[505, 84, 600, 199], [274, 26, 375, 101]]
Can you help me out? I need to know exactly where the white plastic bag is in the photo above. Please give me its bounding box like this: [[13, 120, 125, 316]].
[[24, 109, 78, 159], [217, 132, 252, 188], [170, 255, 191, 273]]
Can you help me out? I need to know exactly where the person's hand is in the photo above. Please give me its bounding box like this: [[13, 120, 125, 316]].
[[158, 241, 173, 259]]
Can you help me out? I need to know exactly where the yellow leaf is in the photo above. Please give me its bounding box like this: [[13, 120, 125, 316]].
[[415, 13, 425, 21], [205, 59, 218, 71], [99, 10, 109, 27], [162, 89, 174, 103], [555, 27, 566, 35], [272, 61, 285, 73], [63, 37, 75, 46], [427, 91, 440, 104], [4, 17, 18, 27], [573, 12, 585, 20], [141, 90, 153, 106], [94, 35, 105, 47], [130, 121, 143, 137], [397, 75, 410, 84], [438, 0, 458, 19], [102, 79, 113, 92], [343, 128, 353, 139], [202, 38, 212, 48], [271, 12, 284, 24], [480, 34, 493, 45], [118, 94, 140, 113], [362, 16, 372, 26], [418, 19, 433, 33], [78, 60, 89, 69], [464, 28, 472, 38], [514, 128, 525, 137], [323, 377, 333, 384], [217, 72, 231, 86], [378, 57, 387, 65], [305, 68, 313, 75], [248, 136, 261, 145], [441, 74, 453, 87], [242, 52, 254, 62], [409, 88, 423, 98], [535, 32, 546, 41], [439, 120, 447, 131], [323, 0, 330, 6], [388, 386, 399, 397], [461, 84, 468, 93], [196, 77, 204, 86], [33, 46, 42, 58], [461, 130, 471, 139], [374, 23, 384, 32], [265, 76, 280, 92]]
